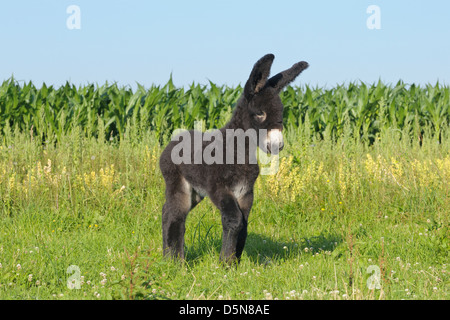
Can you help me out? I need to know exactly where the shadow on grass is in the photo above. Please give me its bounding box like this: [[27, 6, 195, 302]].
[[244, 232, 344, 265], [184, 231, 343, 266], [184, 238, 222, 263]]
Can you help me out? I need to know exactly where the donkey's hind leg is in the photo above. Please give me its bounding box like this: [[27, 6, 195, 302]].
[[162, 177, 193, 260]]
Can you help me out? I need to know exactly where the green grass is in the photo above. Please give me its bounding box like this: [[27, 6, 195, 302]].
[[0, 81, 448, 300], [1, 126, 448, 300]]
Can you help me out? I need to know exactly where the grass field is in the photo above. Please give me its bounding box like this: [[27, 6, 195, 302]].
[[0, 82, 449, 300]]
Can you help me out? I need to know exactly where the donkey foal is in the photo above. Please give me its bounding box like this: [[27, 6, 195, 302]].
[[159, 54, 309, 264]]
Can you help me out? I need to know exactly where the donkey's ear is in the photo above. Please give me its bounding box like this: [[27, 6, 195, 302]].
[[244, 54, 275, 100], [267, 61, 309, 92]]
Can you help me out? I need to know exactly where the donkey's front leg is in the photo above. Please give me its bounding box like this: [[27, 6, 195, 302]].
[[235, 191, 254, 261], [211, 192, 246, 264]]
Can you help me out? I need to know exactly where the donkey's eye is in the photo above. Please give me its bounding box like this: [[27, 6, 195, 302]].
[[254, 111, 267, 122]]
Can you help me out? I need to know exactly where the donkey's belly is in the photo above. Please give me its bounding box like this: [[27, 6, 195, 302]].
[[192, 185, 208, 198], [179, 161, 258, 202], [231, 182, 247, 200], [191, 181, 247, 202]]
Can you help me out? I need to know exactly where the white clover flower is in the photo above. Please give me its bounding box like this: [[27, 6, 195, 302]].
[[264, 292, 273, 300]]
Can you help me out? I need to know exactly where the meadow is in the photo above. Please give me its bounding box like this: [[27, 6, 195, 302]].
[[0, 79, 448, 300]]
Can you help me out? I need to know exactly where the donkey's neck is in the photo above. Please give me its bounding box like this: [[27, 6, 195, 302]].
[[220, 99, 259, 167], [223, 99, 251, 131]]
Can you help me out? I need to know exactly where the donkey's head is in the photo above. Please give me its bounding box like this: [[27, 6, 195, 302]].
[[243, 54, 309, 154]]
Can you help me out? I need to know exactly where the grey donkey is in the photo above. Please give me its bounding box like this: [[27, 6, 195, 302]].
[[159, 54, 309, 264]]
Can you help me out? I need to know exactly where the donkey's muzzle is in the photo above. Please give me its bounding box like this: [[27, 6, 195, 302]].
[[266, 129, 284, 154]]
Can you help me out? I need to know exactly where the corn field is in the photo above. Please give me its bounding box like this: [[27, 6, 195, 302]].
[[0, 77, 448, 144]]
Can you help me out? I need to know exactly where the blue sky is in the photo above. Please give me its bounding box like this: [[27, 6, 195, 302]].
[[1, 0, 449, 89]]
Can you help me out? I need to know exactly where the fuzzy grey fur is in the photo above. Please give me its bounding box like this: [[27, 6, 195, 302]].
[[159, 54, 309, 264]]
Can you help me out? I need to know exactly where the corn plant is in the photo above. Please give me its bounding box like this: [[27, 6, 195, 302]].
[[0, 77, 448, 145]]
